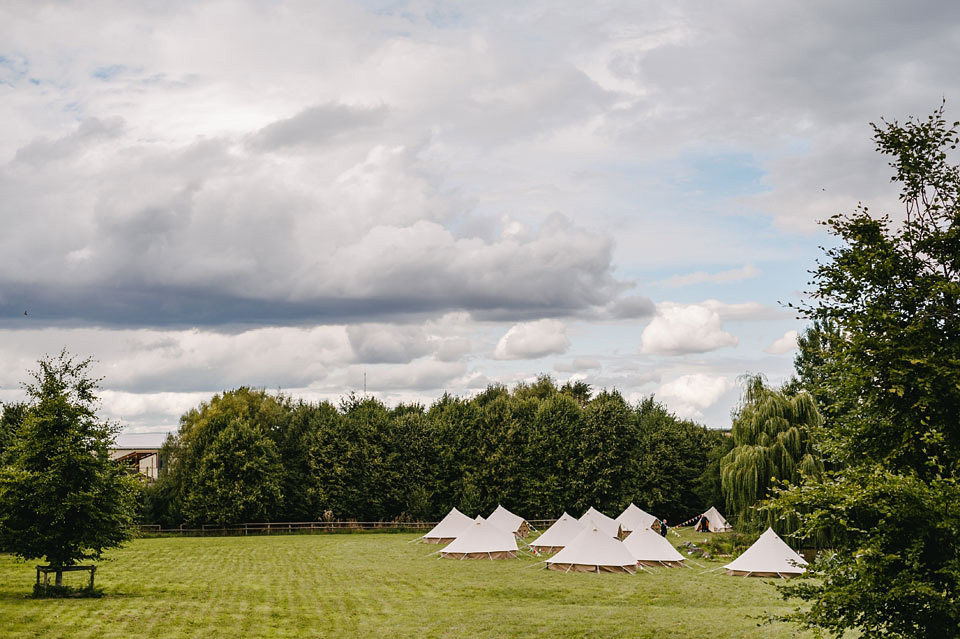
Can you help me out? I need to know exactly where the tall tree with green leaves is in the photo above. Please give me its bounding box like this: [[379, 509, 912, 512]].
[[628, 396, 714, 520], [0, 352, 138, 588], [770, 104, 960, 638], [0, 401, 27, 462], [720, 375, 823, 532], [184, 417, 284, 525], [158, 387, 290, 526], [573, 389, 635, 514], [783, 319, 839, 412]]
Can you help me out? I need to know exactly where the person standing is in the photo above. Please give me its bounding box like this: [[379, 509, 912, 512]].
[[660, 519, 668, 537]]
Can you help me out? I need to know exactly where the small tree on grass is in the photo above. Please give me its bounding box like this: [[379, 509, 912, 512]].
[[0, 351, 138, 593]]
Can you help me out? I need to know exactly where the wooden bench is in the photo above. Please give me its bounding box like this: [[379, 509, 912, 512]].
[[35, 565, 96, 592]]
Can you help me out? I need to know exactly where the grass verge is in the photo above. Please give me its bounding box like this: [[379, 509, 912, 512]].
[[0, 530, 811, 639]]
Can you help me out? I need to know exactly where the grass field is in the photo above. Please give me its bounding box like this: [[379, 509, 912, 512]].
[[0, 529, 812, 639]]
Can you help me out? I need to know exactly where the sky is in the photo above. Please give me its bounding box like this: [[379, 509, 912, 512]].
[[1, 1, 958, 445]]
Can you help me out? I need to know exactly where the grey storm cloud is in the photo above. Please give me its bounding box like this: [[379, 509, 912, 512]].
[[604, 295, 655, 320], [247, 102, 389, 151], [347, 324, 432, 364], [5, 0, 959, 439], [0, 118, 627, 328], [14, 116, 126, 165]]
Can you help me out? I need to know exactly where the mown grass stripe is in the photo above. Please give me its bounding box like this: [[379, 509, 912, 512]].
[[0, 530, 810, 638]]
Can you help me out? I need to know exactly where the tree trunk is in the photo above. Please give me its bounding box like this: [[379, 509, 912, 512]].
[[55, 569, 63, 587]]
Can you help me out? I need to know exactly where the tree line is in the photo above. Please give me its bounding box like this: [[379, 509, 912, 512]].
[[140, 378, 732, 527]]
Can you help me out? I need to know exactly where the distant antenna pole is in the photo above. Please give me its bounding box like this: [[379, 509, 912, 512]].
[[363, 372, 367, 397]]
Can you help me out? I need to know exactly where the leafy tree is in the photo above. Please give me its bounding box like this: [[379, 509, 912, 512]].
[[0, 401, 27, 462], [572, 390, 635, 514], [0, 352, 138, 587], [380, 407, 436, 520], [512, 374, 559, 402], [693, 428, 734, 513], [143, 379, 727, 527], [720, 375, 823, 532], [783, 319, 840, 413], [424, 393, 474, 517], [159, 388, 290, 526], [311, 395, 392, 520], [272, 400, 336, 522], [526, 393, 583, 517], [559, 380, 592, 407], [772, 466, 960, 638], [770, 105, 960, 638], [632, 397, 713, 520], [184, 417, 283, 525]]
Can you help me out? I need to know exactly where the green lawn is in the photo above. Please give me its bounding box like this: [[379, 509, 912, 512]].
[[0, 530, 811, 639]]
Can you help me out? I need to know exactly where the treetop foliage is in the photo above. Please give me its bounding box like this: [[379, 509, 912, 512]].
[[145, 379, 729, 527], [801, 104, 960, 475], [773, 105, 960, 638]]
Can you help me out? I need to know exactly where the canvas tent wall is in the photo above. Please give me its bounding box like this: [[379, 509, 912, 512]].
[[616, 503, 658, 535], [622, 527, 686, 567], [698, 506, 733, 532], [529, 512, 584, 554], [723, 528, 808, 578], [486, 504, 531, 537], [546, 521, 637, 574], [422, 507, 474, 544], [579, 507, 622, 538], [440, 517, 518, 560]]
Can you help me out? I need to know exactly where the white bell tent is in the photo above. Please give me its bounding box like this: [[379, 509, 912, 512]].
[[486, 504, 531, 537], [723, 528, 808, 578], [622, 527, 686, 567], [422, 507, 474, 544], [440, 516, 518, 560], [578, 507, 622, 538], [529, 512, 585, 554], [546, 520, 637, 574], [698, 506, 733, 532], [616, 503, 658, 535]]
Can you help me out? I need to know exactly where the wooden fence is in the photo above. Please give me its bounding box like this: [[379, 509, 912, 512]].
[[135, 519, 556, 538]]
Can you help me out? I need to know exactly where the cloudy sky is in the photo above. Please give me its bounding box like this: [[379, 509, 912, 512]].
[[1, 1, 957, 445]]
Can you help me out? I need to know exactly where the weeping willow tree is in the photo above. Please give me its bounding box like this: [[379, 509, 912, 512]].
[[720, 375, 823, 533]]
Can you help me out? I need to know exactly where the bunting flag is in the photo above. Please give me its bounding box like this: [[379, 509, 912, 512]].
[[672, 514, 705, 529]]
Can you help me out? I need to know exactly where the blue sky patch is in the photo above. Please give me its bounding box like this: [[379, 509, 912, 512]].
[[92, 64, 127, 80], [674, 152, 770, 198]]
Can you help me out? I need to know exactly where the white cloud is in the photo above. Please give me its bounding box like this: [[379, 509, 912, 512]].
[[640, 303, 738, 355], [247, 102, 388, 151], [659, 264, 760, 288], [554, 357, 602, 373], [765, 329, 799, 354], [356, 359, 468, 392], [347, 324, 432, 364], [700, 299, 787, 322], [1, 1, 957, 443], [657, 373, 735, 420], [98, 390, 211, 434], [0, 326, 354, 394], [347, 322, 476, 364], [494, 319, 570, 360]]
